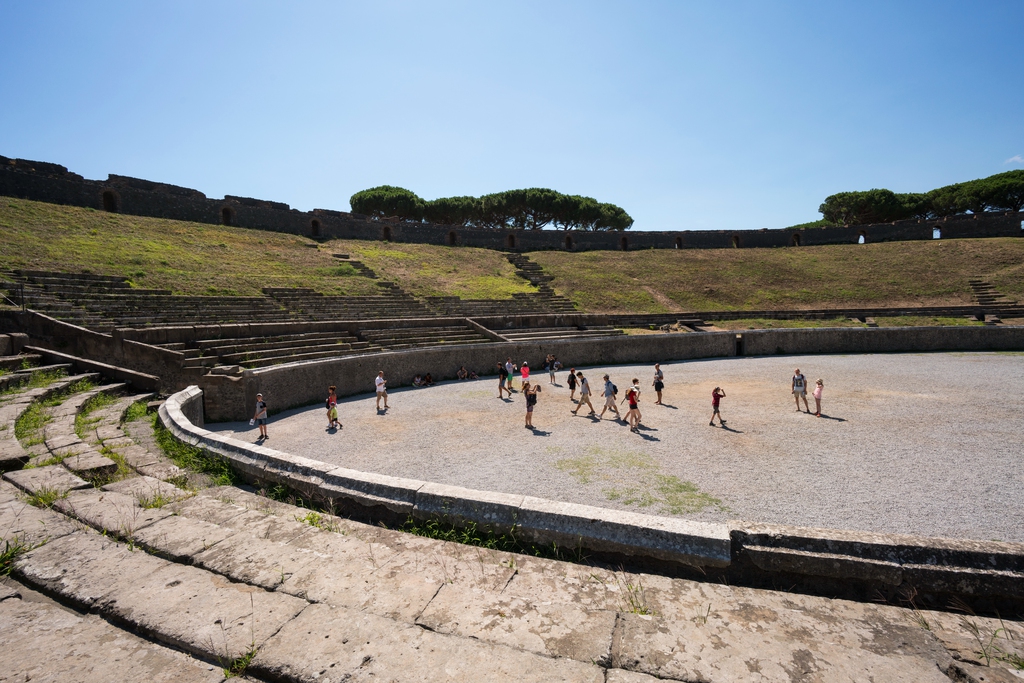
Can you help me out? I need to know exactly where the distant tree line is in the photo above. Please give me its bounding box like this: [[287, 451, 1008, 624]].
[[349, 186, 634, 231], [819, 170, 1024, 226]]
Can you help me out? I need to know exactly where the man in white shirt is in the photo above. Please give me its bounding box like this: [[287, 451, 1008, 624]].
[[375, 371, 389, 411]]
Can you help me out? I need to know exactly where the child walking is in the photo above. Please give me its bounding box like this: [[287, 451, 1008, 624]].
[[253, 393, 269, 439], [813, 379, 824, 417], [326, 385, 340, 430], [709, 387, 726, 427]]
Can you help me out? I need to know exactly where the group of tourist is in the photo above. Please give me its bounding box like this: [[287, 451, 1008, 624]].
[[252, 362, 828, 437]]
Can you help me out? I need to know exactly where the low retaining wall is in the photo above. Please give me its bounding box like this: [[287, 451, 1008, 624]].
[[162, 385, 1024, 613], [219, 324, 1024, 423]]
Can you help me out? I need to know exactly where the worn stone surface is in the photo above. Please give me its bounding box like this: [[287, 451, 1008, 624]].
[[0, 498, 79, 546], [102, 474, 192, 503], [132, 514, 238, 561], [254, 602, 605, 683], [0, 595, 226, 682], [612, 576, 956, 682], [3, 464, 89, 495], [192, 531, 323, 590], [57, 488, 173, 537], [62, 450, 118, 477]]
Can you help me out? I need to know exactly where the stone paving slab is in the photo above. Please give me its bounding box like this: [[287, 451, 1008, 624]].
[[63, 450, 118, 478], [119, 443, 163, 469], [15, 531, 309, 660], [102, 474, 192, 504], [132, 514, 238, 562], [417, 580, 618, 664], [0, 498, 79, 546], [192, 531, 324, 590], [0, 594, 226, 683], [3, 464, 89, 495], [168, 493, 318, 544], [57, 488, 174, 537], [253, 601, 606, 683]]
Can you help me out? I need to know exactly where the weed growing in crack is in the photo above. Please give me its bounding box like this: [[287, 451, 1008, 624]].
[[0, 537, 37, 575], [137, 491, 178, 509], [123, 400, 149, 423], [693, 602, 713, 626], [221, 593, 258, 678], [616, 571, 654, 616], [296, 510, 340, 533], [396, 515, 588, 564], [23, 486, 69, 509]]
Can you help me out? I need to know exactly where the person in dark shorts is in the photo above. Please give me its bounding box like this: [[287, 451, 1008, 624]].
[[710, 387, 726, 427], [567, 367, 578, 402], [523, 380, 541, 428], [571, 372, 595, 415], [253, 393, 268, 440], [623, 381, 641, 431], [497, 361, 511, 398], [652, 363, 665, 405]]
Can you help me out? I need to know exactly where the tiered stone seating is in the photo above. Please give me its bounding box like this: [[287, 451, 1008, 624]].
[[264, 282, 434, 320], [426, 291, 578, 316], [358, 324, 492, 350], [499, 325, 625, 341], [181, 330, 381, 369]]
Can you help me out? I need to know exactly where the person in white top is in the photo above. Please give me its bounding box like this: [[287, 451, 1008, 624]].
[[792, 368, 810, 413], [375, 370, 389, 411], [652, 363, 665, 405]]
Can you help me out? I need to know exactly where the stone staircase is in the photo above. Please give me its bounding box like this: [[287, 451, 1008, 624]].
[[2, 374, 1023, 680]]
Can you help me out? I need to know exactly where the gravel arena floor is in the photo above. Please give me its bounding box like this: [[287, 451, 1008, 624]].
[[209, 352, 1024, 544]]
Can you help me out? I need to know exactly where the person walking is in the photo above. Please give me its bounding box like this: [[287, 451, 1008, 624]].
[[813, 378, 824, 417], [623, 380, 641, 432], [652, 363, 665, 405], [523, 381, 541, 429], [571, 372, 595, 415], [566, 367, 578, 402], [252, 393, 269, 440], [375, 371, 389, 411], [598, 374, 620, 420], [710, 386, 726, 427], [792, 368, 810, 413], [497, 361, 511, 398], [326, 385, 340, 430], [505, 358, 518, 392]]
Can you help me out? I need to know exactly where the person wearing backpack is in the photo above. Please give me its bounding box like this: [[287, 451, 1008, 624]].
[[599, 374, 620, 420]]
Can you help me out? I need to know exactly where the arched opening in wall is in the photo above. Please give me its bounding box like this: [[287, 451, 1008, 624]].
[[858, 231, 866, 244], [790, 233, 801, 246], [448, 231, 457, 246], [381, 225, 392, 242], [101, 190, 119, 213], [311, 219, 321, 237], [221, 207, 234, 226], [565, 235, 573, 250], [674, 236, 683, 249], [731, 235, 741, 248], [620, 236, 629, 251], [506, 234, 516, 250], [932, 226, 941, 239]]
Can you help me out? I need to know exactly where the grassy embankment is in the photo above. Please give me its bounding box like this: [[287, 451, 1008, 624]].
[[1, 197, 1021, 312], [530, 239, 1024, 314], [0, 198, 533, 299]]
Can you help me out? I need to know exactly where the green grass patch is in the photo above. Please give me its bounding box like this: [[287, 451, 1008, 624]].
[[14, 402, 50, 446], [23, 485, 69, 509], [151, 414, 236, 486], [123, 400, 149, 423], [711, 317, 863, 330], [0, 368, 66, 400], [556, 447, 727, 516], [395, 516, 589, 564], [529, 237, 1024, 313], [873, 316, 984, 327], [1, 537, 37, 576], [74, 391, 119, 439]]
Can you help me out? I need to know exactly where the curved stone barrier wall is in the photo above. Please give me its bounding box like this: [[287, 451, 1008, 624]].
[[162, 381, 1024, 612], [161, 386, 733, 569], [214, 325, 1024, 423]]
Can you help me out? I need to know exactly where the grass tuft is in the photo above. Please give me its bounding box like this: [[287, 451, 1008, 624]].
[[23, 485, 69, 509], [151, 414, 236, 486], [123, 400, 150, 423]]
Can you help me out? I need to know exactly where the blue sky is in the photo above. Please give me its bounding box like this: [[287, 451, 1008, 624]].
[[2, 1, 1022, 231]]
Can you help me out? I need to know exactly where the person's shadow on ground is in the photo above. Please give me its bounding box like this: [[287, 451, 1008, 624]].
[[657, 403, 678, 410], [818, 413, 846, 422], [718, 424, 743, 433], [529, 428, 551, 436], [376, 408, 388, 416]]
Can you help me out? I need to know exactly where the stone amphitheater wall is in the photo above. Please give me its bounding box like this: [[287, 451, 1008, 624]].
[[4, 154, 1022, 252]]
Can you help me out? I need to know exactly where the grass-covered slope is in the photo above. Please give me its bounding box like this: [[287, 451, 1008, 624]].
[[0, 198, 533, 299], [1, 197, 1021, 311], [530, 239, 1024, 313]]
